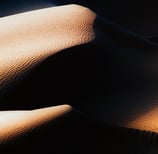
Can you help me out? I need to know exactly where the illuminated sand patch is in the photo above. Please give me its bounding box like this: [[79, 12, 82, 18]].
[[126, 106, 158, 133], [0, 104, 72, 144]]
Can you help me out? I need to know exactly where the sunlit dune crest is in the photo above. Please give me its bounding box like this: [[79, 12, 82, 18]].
[[0, 4, 96, 91], [0, 105, 72, 144]]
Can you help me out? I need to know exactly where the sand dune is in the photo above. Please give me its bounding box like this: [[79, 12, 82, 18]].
[[1, 4, 158, 153]]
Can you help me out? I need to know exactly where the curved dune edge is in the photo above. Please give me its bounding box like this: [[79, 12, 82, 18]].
[[0, 4, 96, 91], [126, 106, 158, 133], [0, 104, 72, 144]]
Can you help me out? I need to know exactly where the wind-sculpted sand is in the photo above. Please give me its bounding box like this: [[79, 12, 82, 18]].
[[1, 3, 158, 153], [0, 4, 96, 91]]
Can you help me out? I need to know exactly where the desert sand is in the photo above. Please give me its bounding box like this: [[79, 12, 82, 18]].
[[1, 3, 158, 154]]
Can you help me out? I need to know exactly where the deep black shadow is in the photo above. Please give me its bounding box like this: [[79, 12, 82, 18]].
[[0, 41, 96, 111]]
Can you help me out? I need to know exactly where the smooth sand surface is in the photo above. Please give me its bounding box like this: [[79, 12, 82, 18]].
[[0, 104, 72, 144]]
